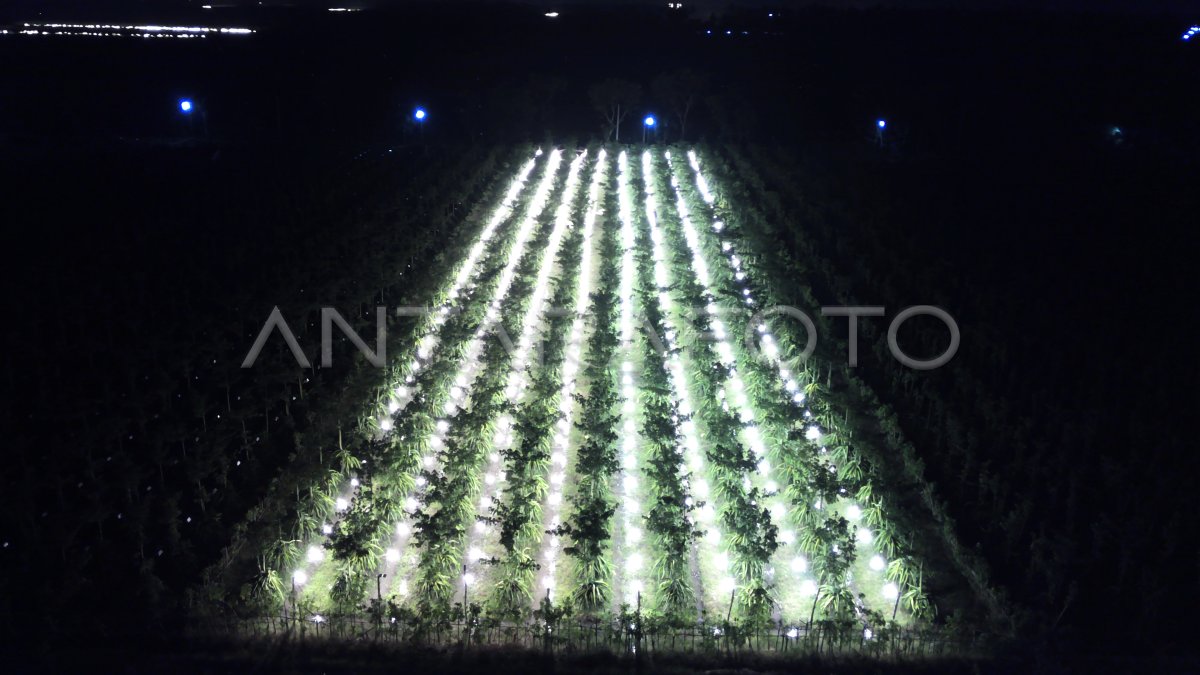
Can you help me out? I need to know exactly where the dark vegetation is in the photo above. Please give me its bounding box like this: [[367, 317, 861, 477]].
[[1, 1, 1197, 671]]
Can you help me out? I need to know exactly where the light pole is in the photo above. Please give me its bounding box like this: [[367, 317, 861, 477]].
[[875, 119, 886, 147], [414, 107, 427, 137], [179, 98, 208, 139], [643, 115, 656, 144]]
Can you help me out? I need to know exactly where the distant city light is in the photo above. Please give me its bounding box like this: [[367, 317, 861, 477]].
[[877, 119, 887, 129], [12, 22, 254, 39], [545, 12, 559, 18], [414, 108, 426, 121], [179, 99, 193, 113], [644, 115, 656, 127], [1183, 25, 1198, 40]]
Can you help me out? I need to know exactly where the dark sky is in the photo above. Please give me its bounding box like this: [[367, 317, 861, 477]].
[[3, 0, 1197, 17]]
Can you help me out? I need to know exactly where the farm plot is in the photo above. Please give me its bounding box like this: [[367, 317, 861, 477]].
[[230, 145, 935, 638]]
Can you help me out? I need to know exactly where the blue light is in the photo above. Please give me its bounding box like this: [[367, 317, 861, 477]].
[[644, 116, 656, 127], [414, 108, 427, 121], [877, 119, 887, 129], [179, 99, 193, 113]]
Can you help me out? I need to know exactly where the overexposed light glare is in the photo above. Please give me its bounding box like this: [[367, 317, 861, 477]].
[[799, 579, 817, 596]]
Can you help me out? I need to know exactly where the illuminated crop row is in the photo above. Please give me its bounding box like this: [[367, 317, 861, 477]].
[[464, 150, 590, 596], [613, 151, 649, 603], [538, 149, 609, 599], [283, 144, 931, 628], [394, 149, 566, 598], [682, 149, 904, 616], [288, 151, 542, 593], [639, 149, 727, 608]]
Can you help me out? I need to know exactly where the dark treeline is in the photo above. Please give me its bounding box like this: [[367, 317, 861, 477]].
[[1, 1, 1197, 670]]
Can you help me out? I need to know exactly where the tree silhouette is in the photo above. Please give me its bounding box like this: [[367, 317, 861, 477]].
[[652, 69, 708, 142], [588, 79, 642, 142]]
